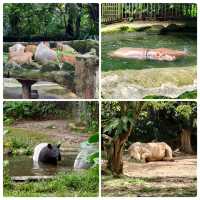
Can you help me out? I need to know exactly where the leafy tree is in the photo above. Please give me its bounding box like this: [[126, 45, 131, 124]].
[[102, 102, 144, 176], [175, 102, 197, 153]]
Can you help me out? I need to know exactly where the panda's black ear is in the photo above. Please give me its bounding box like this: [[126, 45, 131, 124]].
[[57, 144, 61, 148], [47, 144, 52, 149]]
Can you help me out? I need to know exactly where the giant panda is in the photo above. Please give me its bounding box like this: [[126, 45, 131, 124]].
[[33, 143, 61, 164]]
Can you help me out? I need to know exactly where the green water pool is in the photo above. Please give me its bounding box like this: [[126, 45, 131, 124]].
[[102, 32, 197, 71]]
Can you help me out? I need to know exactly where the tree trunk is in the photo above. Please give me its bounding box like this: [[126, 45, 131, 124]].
[[103, 129, 132, 177], [110, 139, 124, 176], [180, 128, 193, 153], [87, 4, 99, 35]]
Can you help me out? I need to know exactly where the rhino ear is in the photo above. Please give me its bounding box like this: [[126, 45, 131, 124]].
[[57, 144, 61, 148], [47, 144, 52, 149]]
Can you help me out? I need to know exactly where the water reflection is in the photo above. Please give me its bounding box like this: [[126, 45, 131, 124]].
[[7, 154, 77, 176]]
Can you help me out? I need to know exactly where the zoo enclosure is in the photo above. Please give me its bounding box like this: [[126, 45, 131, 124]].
[[102, 3, 197, 23]]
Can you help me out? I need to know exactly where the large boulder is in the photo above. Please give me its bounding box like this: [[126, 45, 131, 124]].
[[145, 25, 165, 35], [74, 142, 98, 169], [164, 24, 181, 33]]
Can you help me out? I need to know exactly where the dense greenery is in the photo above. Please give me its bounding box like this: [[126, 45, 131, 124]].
[[102, 101, 196, 149], [4, 102, 67, 120], [4, 3, 99, 41], [4, 101, 98, 123], [132, 102, 196, 150]]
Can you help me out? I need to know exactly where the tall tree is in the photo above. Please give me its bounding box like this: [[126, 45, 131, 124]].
[[102, 102, 144, 176]]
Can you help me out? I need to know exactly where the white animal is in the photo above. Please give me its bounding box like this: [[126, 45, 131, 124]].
[[128, 142, 174, 162], [9, 43, 25, 53], [35, 42, 57, 64]]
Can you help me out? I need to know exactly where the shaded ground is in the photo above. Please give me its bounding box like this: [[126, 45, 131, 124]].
[[102, 155, 197, 197]]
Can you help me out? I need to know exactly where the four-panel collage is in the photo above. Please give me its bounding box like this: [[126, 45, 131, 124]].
[[2, 2, 198, 198]]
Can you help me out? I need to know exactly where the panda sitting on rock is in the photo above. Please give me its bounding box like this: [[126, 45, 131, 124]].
[[33, 143, 61, 165]]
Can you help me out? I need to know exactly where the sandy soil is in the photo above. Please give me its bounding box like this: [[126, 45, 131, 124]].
[[123, 155, 197, 177]]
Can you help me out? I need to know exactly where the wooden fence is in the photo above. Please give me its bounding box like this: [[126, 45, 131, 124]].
[[102, 3, 197, 23]]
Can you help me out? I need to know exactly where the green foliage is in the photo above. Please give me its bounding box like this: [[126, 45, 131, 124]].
[[102, 101, 197, 146], [135, 102, 196, 142], [143, 95, 170, 99], [3, 160, 12, 189], [102, 102, 143, 138], [178, 90, 197, 99], [4, 168, 99, 197], [3, 117, 14, 126], [3, 102, 72, 120], [4, 3, 99, 41], [103, 116, 133, 137], [175, 103, 197, 129], [86, 133, 99, 167], [88, 133, 99, 143], [87, 152, 99, 167], [81, 102, 99, 132], [143, 90, 197, 99]]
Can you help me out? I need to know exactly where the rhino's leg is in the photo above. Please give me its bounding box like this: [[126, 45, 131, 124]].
[[141, 151, 152, 162], [130, 151, 141, 161], [163, 157, 174, 161], [163, 146, 174, 161]]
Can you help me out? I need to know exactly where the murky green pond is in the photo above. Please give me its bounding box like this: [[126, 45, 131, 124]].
[[102, 32, 197, 71], [6, 154, 77, 176]]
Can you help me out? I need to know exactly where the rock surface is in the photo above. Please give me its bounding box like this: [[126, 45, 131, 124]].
[[102, 67, 196, 99]]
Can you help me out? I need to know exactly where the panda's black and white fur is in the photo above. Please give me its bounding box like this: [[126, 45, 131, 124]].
[[33, 143, 61, 164]]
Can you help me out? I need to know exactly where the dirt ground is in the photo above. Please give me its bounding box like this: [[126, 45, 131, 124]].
[[102, 155, 197, 197], [13, 119, 89, 145], [123, 155, 197, 177]]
